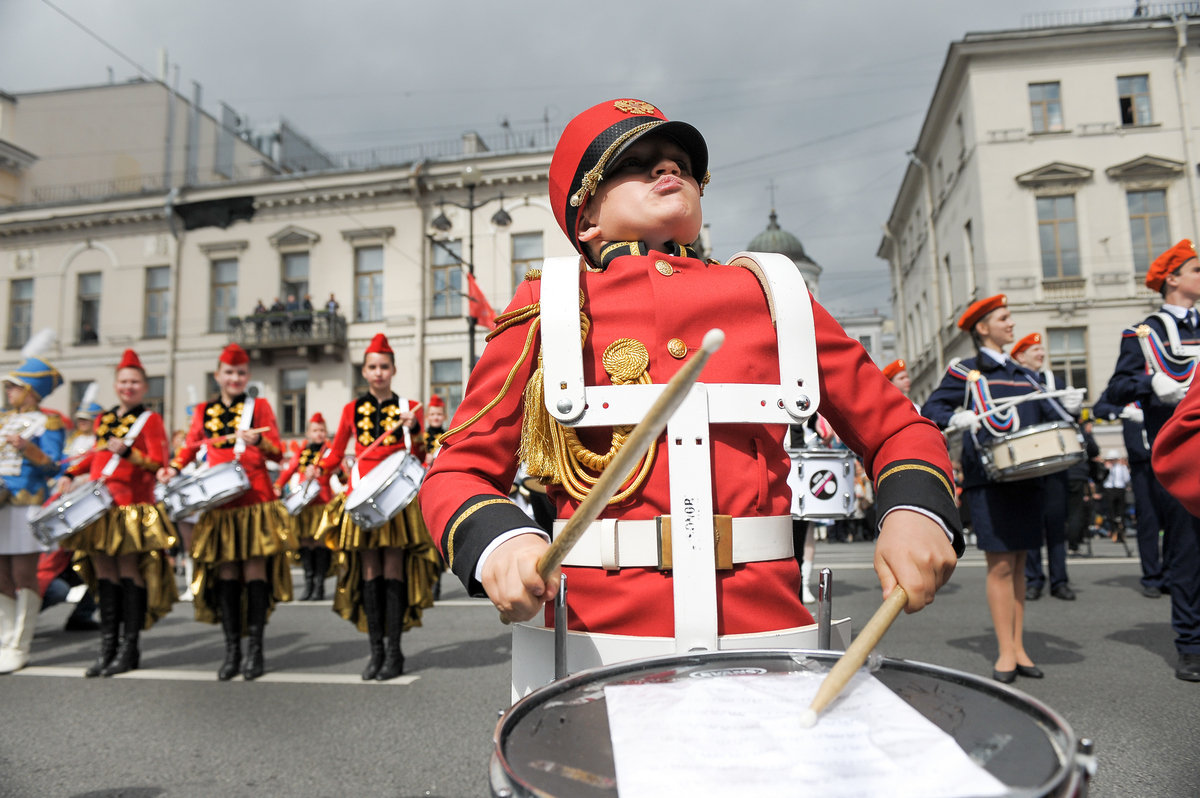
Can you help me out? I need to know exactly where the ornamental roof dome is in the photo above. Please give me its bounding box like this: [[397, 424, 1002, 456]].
[[746, 210, 822, 288]]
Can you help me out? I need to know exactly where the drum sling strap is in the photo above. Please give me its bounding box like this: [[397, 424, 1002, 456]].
[[232, 397, 256, 458], [99, 411, 153, 479]]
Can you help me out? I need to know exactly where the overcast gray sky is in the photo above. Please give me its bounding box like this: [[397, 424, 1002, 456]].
[[1, 0, 1110, 314]]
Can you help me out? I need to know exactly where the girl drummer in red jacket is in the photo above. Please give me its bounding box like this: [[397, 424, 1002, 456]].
[[59, 349, 176, 677], [158, 343, 292, 681], [275, 412, 334, 601], [315, 333, 440, 680]]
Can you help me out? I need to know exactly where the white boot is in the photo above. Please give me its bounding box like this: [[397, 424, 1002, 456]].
[[800, 561, 816, 604], [0, 592, 14, 651], [0, 588, 41, 673]]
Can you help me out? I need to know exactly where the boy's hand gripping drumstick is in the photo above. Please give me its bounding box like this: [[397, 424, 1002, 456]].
[[800, 586, 908, 727]]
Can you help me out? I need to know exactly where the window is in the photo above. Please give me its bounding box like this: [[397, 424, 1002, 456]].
[[1127, 189, 1171, 276], [7, 278, 33, 349], [963, 220, 977, 298], [859, 334, 874, 355], [77, 272, 101, 345], [1047, 327, 1088, 389], [69, 381, 91, 414], [144, 376, 165, 417], [210, 258, 239, 332], [281, 251, 310, 304], [354, 246, 383, 323], [279, 368, 307, 436], [432, 239, 463, 318], [511, 232, 543, 294], [431, 358, 463, 418], [1118, 75, 1152, 126], [144, 266, 170, 339], [1037, 195, 1080, 279], [352, 365, 369, 396], [1029, 82, 1063, 133]]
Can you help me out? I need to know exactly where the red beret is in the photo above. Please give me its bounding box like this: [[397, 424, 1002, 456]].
[[309, 412, 326, 426], [428, 395, 445, 408], [1011, 332, 1043, 360], [364, 333, 393, 357], [218, 343, 250, 366], [881, 359, 907, 380], [549, 98, 709, 257], [117, 348, 145, 373], [1146, 239, 1197, 291], [958, 294, 1007, 331]]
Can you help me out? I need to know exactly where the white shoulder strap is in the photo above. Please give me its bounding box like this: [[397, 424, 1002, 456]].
[[541, 256, 588, 423], [233, 396, 256, 456], [100, 411, 153, 478], [1154, 311, 1200, 358]]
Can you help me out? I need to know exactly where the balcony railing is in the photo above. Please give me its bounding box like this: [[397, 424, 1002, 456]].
[[228, 310, 347, 353]]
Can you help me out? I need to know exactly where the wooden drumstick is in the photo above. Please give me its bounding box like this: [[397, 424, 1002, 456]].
[[800, 586, 908, 727], [534, 329, 725, 582]]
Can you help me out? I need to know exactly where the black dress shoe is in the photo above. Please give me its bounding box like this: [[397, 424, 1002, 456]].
[[992, 668, 1017, 684], [1142, 585, 1164, 598], [1016, 664, 1044, 679], [1025, 585, 1042, 601], [1051, 584, 1076, 601], [1176, 653, 1200, 682]]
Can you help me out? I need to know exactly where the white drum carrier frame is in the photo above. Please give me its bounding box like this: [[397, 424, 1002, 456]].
[[514, 252, 851, 695]]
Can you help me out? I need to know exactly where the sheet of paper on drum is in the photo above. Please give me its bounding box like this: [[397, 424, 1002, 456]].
[[604, 670, 1008, 798]]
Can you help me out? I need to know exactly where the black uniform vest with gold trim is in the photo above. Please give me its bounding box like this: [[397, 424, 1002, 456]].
[[203, 394, 249, 449], [95, 404, 146, 444], [355, 393, 404, 447]]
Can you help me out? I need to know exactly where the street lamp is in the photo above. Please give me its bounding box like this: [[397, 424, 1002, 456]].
[[428, 165, 512, 369]]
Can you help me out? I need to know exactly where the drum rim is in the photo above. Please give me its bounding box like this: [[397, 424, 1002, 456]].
[[492, 648, 1082, 797], [345, 450, 422, 514], [982, 419, 1082, 442]]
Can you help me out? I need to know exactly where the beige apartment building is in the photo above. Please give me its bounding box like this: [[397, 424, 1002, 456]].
[[878, 9, 1200, 416], [0, 80, 564, 437]]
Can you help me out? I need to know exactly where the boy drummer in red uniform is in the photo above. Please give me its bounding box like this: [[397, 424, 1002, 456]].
[[421, 100, 961, 670]]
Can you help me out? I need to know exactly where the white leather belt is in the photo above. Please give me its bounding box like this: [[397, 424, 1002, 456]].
[[552, 514, 793, 570]]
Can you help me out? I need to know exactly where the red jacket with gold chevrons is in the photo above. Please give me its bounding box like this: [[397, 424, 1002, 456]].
[[171, 394, 283, 506], [318, 394, 424, 493], [66, 405, 168, 506]]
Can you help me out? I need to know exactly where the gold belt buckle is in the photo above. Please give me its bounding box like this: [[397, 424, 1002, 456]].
[[657, 514, 734, 570]]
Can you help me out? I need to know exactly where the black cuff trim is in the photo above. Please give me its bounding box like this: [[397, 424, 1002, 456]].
[[875, 460, 965, 556], [444, 495, 542, 596]]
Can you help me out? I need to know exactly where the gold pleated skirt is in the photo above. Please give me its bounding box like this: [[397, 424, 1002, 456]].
[[290, 500, 329, 542], [62, 503, 176, 557], [73, 549, 179, 630], [189, 500, 296, 626], [320, 494, 442, 634]]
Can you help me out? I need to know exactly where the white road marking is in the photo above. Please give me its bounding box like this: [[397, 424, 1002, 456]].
[[14, 666, 418, 685]]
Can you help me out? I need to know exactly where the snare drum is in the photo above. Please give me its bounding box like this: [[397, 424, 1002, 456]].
[[160, 461, 250, 521], [345, 450, 425, 530], [787, 448, 857, 519], [490, 650, 1093, 797], [30, 480, 114, 547], [284, 478, 321, 516], [979, 421, 1086, 482]]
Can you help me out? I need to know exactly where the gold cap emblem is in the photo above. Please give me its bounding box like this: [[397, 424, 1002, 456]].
[[614, 99, 657, 115]]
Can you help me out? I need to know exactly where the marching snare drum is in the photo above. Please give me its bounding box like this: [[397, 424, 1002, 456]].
[[979, 420, 1085, 483], [284, 477, 321, 516], [160, 461, 250, 521], [788, 448, 857, 520], [30, 480, 114, 547], [490, 650, 1093, 797], [345, 450, 425, 530]]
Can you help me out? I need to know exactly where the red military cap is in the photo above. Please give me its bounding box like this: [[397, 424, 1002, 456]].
[[1011, 332, 1042, 360], [428, 395, 445, 409], [218, 343, 250, 366], [1146, 239, 1197, 291], [548, 98, 709, 257], [364, 333, 393, 357], [309, 412, 326, 426], [116, 348, 145, 373], [881, 359, 907, 380], [957, 294, 1007, 331]]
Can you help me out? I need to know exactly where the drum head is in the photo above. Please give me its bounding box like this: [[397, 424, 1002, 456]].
[[492, 650, 1078, 798]]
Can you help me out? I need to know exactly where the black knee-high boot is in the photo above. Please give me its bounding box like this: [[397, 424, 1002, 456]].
[[312, 547, 330, 601], [361, 576, 385, 680], [298, 548, 315, 601], [376, 578, 407, 681], [243, 579, 269, 680], [216, 579, 242, 681], [85, 579, 121, 678], [104, 579, 145, 676]]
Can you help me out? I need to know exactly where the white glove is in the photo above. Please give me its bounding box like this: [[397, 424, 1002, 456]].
[[1151, 372, 1187, 405], [1060, 388, 1085, 415], [1119, 405, 1145, 424], [948, 410, 981, 433]]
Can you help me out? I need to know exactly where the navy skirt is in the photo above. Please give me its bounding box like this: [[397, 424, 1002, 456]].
[[964, 479, 1044, 552]]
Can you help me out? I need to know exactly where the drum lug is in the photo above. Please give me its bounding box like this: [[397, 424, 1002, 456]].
[[1076, 738, 1098, 786]]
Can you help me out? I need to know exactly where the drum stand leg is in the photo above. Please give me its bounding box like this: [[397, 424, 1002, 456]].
[[817, 568, 833, 651], [554, 574, 568, 681]]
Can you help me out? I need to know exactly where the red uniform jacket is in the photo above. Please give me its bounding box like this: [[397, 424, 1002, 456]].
[[1152, 379, 1200, 515], [66, 405, 167, 506], [318, 394, 424, 494], [420, 250, 962, 638], [276, 441, 335, 503], [171, 394, 283, 506]]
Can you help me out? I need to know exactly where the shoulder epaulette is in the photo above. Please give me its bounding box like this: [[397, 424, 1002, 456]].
[[44, 414, 64, 431]]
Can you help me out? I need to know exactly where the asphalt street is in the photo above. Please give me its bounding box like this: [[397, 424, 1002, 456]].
[[1, 537, 1196, 797]]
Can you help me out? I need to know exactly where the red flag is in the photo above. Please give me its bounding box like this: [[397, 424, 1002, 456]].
[[465, 271, 496, 330]]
